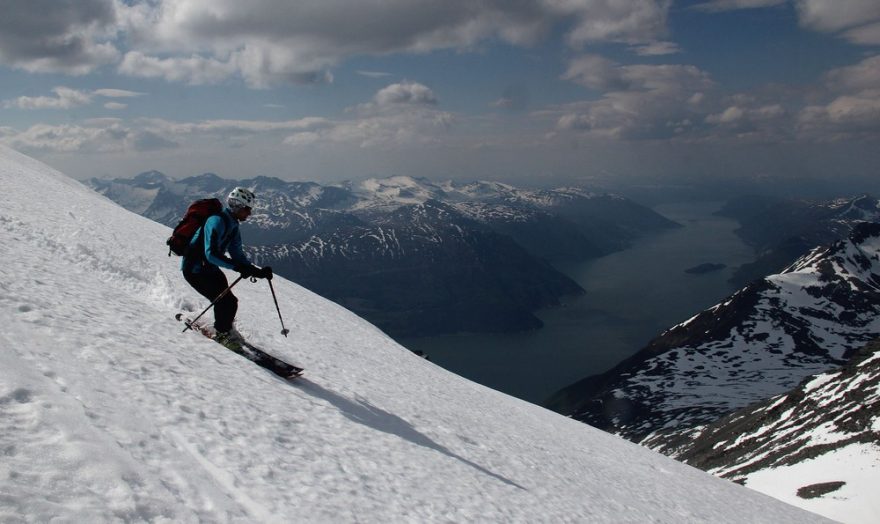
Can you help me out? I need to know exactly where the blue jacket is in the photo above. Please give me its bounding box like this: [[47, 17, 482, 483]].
[[182, 208, 250, 273]]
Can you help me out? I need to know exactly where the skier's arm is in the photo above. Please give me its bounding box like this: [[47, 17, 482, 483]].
[[202, 215, 242, 270], [226, 230, 250, 267]]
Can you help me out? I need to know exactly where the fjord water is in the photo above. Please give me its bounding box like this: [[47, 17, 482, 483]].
[[399, 201, 756, 404]]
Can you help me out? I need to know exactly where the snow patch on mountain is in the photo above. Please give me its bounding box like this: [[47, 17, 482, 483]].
[[336, 175, 607, 214]]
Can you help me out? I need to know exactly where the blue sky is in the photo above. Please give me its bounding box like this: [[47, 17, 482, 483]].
[[1, 0, 878, 192]]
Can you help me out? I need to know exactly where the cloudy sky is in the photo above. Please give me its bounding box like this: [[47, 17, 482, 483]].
[[1, 0, 878, 191]]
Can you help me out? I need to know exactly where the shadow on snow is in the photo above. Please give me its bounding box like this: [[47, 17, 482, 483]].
[[296, 379, 526, 491]]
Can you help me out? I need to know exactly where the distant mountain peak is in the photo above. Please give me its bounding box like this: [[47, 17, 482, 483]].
[[181, 172, 227, 184], [133, 170, 169, 184], [247, 175, 289, 188]]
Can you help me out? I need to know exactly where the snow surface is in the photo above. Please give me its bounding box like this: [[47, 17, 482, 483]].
[[745, 444, 879, 524], [0, 146, 829, 522]]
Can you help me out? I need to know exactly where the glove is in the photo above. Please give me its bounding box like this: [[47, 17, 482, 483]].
[[256, 266, 273, 280], [235, 264, 259, 278]]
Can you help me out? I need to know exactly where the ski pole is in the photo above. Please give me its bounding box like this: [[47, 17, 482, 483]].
[[268, 278, 290, 337], [183, 276, 243, 332]]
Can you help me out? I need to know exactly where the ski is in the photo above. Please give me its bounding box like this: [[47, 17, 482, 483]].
[[175, 314, 304, 380]]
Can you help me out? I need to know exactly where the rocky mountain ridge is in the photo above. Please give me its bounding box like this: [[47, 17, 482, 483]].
[[675, 338, 879, 520], [546, 222, 880, 452], [681, 337, 879, 477]]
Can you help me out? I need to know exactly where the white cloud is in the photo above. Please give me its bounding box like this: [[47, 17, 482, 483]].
[[823, 55, 880, 92], [632, 40, 681, 56], [142, 117, 334, 137], [0, 122, 128, 153], [0, 0, 120, 74], [357, 71, 394, 78], [842, 21, 880, 45], [3, 87, 93, 110], [556, 53, 806, 141], [110, 0, 673, 87], [824, 94, 880, 124], [693, 0, 880, 45], [3, 86, 147, 110], [349, 82, 444, 123], [705, 104, 784, 125], [0, 116, 335, 154], [562, 54, 623, 90], [118, 51, 239, 86], [691, 0, 787, 12], [795, 0, 880, 32], [282, 132, 323, 147], [707, 106, 746, 124], [797, 55, 880, 139], [799, 94, 880, 140], [129, 130, 179, 151], [796, 0, 880, 45], [547, 0, 673, 46], [563, 54, 712, 92], [104, 102, 127, 110], [276, 83, 455, 149], [0, 1, 677, 86], [93, 89, 146, 98], [374, 82, 438, 106], [283, 109, 455, 150], [491, 85, 530, 112], [554, 92, 698, 139], [4, 98, 456, 154]]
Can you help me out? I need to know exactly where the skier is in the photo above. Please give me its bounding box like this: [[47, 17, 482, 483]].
[[181, 187, 273, 350]]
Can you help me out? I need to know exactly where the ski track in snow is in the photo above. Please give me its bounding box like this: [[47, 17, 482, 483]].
[[0, 145, 830, 522]]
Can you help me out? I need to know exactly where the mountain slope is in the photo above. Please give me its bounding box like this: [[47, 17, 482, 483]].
[[679, 339, 880, 523], [0, 146, 825, 522], [547, 223, 880, 449]]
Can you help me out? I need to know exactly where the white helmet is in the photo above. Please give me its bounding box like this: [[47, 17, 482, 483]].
[[227, 187, 256, 210]]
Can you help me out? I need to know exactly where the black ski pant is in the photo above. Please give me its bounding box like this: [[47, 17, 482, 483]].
[[183, 265, 238, 334]]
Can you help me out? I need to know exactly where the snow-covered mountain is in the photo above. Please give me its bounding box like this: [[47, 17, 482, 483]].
[[547, 222, 880, 448], [251, 199, 583, 336], [0, 145, 828, 521], [88, 171, 676, 337], [679, 338, 880, 523], [89, 172, 676, 258]]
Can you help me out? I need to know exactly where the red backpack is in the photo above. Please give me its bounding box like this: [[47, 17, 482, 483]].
[[166, 198, 224, 256]]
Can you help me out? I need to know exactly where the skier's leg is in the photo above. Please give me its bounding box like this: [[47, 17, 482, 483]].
[[183, 267, 238, 333], [212, 275, 238, 333]]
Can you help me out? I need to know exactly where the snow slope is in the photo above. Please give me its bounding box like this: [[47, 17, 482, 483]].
[[0, 146, 827, 522]]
